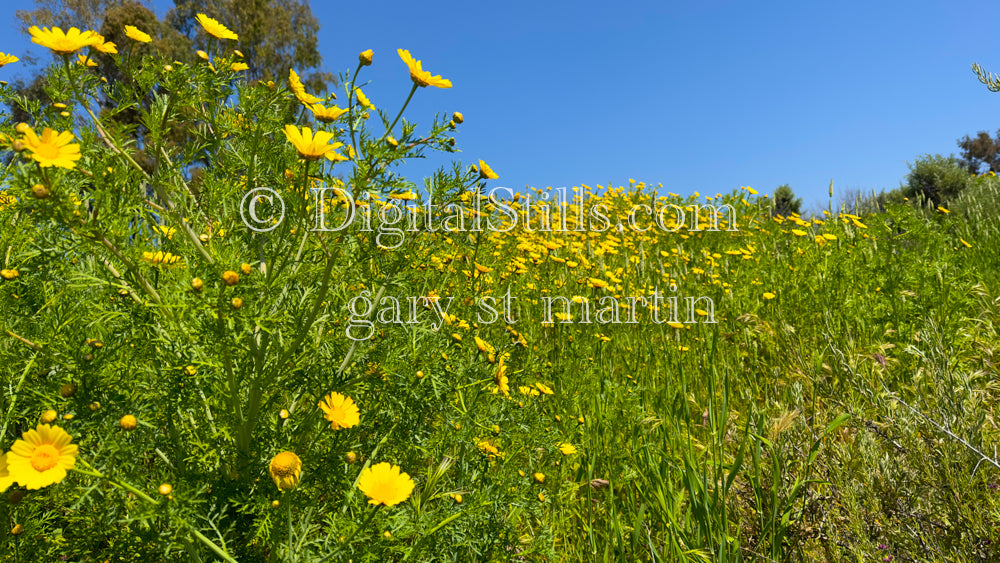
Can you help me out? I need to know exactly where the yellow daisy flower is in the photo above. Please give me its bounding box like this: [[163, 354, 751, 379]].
[[318, 391, 359, 430], [355, 88, 374, 109], [29, 26, 101, 55], [288, 69, 321, 105], [20, 126, 82, 169], [76, 54, 97, 67], [230, 62, 248, 72], [195, 13, 238, 41], [357, 462, 415, 506], [558, 443, 578, 455], [93, 35, 117, 54], [6, 424, 78, 490], [477, 159, 498, 180], [397, 49, 452, 88], [124, 25, 152, 43], [310, 103, 348, 123], [268, 451, 302, 491], [0, 53, 20, 68], [0, 453, 14, 492], [284, 125, 344, 161]]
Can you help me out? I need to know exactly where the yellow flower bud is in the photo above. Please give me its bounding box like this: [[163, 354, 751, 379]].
[[231, 297, 243, 309], [359, 49, 373, 66], [158, 483, 173, 496], [191, 277, 204, 291], [452, 111, 464, 124], [60, 383, 78, 398], [40, 409, 58, 424], [120, 414, 138, 431], [222, 271, 239, 286]]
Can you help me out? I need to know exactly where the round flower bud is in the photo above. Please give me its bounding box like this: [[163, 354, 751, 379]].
[[191, 277, 204, 291], [11, 524, 23, 536], [452, 493, 463, 503], [62, 413, 74, 421], [7, 490, 24, 505], [31, 184, 49, 199], [120, 414, 138, 431], [272, 500, 280, 508], [11, 140, 25, 152], [60, 383, 78, 398], [158, 483, 173, 496], [0, 269, 19, 280], [222, 271, 239, 286], [359, 49, 373, 66], [386, 135, 398, 148], [40, 409, 58, 424], [15, 123, 29, 134], [533, 472, 545, 484], [279, 409, 290, 419], [87, 338, 103, 349], [89, 401, 101, 411], [345, 451, 357, 464], [240, 263, 252, 275], [416, 370, 424, 379], [231, 297, 243, 309], [452, 112, 464, 124]]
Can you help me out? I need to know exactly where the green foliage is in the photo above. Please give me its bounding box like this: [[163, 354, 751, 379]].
[[772, 183, 802, 217], [901, 153, 971, 207]]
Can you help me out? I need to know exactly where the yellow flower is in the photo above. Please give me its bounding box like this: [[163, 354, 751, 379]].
[[558, 443, 577, 455], [0, 453, 14, 492], [357, 462, 415, 506], [124, 25, 152, 43], [119, 414, 137, 431], [397, 49, 452, 88], [284, 125, 345, 161], [6, 424, 78, 490], [288, 69, 321, 105], [477, 159, 498, 180], [763, 292, 775, 300], [476, 438, 502, 458], [535, 382, 554, 395], [76, 54, 98, 67], [231, 62, 248, 72], [0, 53, 20, 67], [310, 103, 348, 123], [0, 269, 18, 280], [318, 391, 359, 430], [29, 26, 101, 55], [20, 126, 82, 169], [195, 13, 238, 41], [269, 451, 302, 491], [93, 35, 117, 54], [533, 472, 545, 484], [355, 88, 373, 109], [222, 270, 240, 285], [142, 250, 181, 265], [359, 49, 373, 66]]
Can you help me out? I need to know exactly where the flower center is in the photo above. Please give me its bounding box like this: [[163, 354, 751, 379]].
[[30, 444, 61, 472], [35, 142, 61, 161], [271, 453, 298, 476]]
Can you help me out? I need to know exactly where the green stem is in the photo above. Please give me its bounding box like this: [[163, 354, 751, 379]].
[[382, 83, 418, 142]]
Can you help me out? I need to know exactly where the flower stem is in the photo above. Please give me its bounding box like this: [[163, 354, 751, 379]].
[[383, 83, 418, 142]]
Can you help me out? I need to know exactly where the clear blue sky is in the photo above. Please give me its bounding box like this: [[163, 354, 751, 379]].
[[3, 0, 999, 211]]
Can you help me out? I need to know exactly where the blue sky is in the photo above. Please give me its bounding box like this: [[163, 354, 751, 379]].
[[3, 0, 999, 211]]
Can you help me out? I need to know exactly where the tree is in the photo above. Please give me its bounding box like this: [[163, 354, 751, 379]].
[[165, 0, 332, 92], [15, 0, 331, 91], [901, 154, 971, 207], [772, 184, 802, 217], [957, 130, 1000, 174]]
